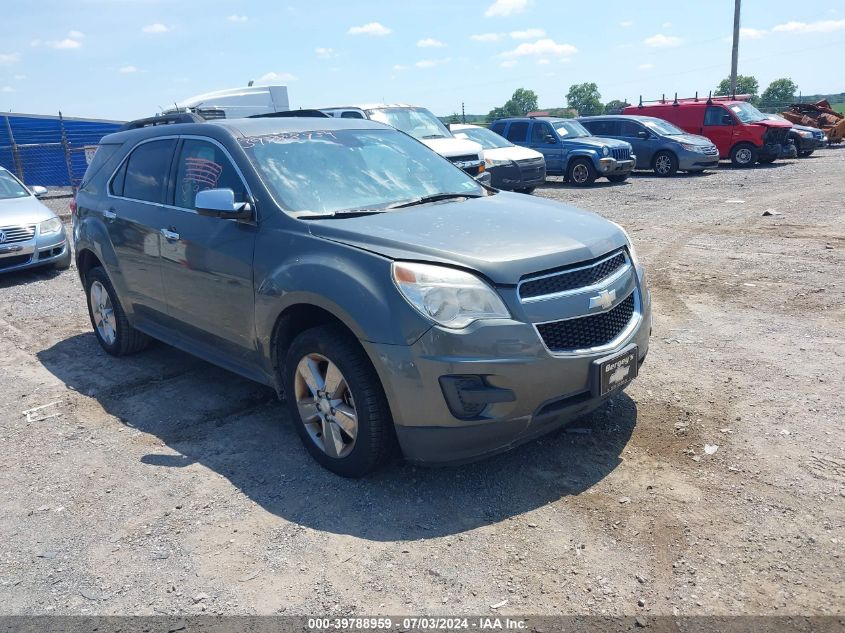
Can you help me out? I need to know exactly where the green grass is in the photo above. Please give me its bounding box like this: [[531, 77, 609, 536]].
[[833, 103, 845, 115]]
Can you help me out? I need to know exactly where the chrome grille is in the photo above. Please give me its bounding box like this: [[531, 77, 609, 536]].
[[516, 157, 545, 178], [519, 250, 628, 301], [702, 145, 719, 155], [537, 292, 636, 352], [0, 225, 36, 244], [611, 147, 630, 161]]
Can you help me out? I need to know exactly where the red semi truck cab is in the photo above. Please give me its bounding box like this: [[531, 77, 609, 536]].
[[623, 96, 793, 167]]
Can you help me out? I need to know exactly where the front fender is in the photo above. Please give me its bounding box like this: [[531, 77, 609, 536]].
[[564, 149, 600, 168], [253, 233, 433, 365]]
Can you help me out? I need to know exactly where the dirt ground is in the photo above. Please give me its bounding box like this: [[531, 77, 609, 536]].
[[1, 150, 843, 618]]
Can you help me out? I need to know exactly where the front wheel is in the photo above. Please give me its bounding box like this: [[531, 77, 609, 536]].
[[283, 325, 393, 477], [607, 175, 628, 183], [653, 151, 678, 177], [566, 158, 597, 186], [84, 266, 150, 355], [730, 143, 758, 168]]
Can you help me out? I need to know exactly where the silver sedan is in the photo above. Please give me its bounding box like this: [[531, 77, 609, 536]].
[[0, 167, 71, 274]]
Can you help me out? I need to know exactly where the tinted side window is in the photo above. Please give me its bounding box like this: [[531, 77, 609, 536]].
[[491, 122, 506, 136], [587, 120, 620, 136], [531, 122, 554, 143], [122, 139, 176, 203], [704, 106, 730, 126], [620, 121, 644, 138], [174, 139, 246, 210], [506, 122, 529, 142], [110, 160, 128, 197], [81, 143, 121, 193], [341, 111, 365, 119]]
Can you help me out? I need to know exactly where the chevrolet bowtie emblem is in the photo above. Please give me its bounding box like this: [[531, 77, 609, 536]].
[[589, 289, 616, 310]]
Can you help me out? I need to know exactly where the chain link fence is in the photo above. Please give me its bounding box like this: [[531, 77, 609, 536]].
[[0, 113, 123, 189]]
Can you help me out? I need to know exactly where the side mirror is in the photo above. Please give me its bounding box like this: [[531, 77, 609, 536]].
[[195, 188, 253, 221], [637, 130, 650, 139], [31, 186, 48, 197], [544, 134, 557, 144], [722, 115, 734, 126]]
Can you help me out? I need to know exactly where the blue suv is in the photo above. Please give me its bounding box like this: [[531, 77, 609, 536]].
[[491, 117, 635, 186]]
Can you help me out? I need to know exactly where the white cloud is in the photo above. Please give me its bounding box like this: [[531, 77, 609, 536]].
[[142, 23, 169, 34], [500, 60, 517, 68], [259, 71, 297, 82], [643, 33, 682, 48], [68, 30, 85, 39], [485, 0, 529, 18], [470, 32, 503, 42], [347, 22, 391, 36], [740, 27, 767, 39], [662, 22, 672, 28], [46, 38, 82, 49], [0, 52, 21, 65], [227, 15, 248, 23], [620, 20, 633, 28], [2, 86, 15, 93], [501, 38, 577, 58], [772, 19, 845, 33], [415, 58, 450, 68], [638, 63, 654, 70], [417, 38, 445, 48], [510, 28, 545, 39], [119, 65, 139, 74], [30, 40, 41, 47], [315, 47, 334, 58], [392, 64, 408, 71], [537, 58, 550, 65]]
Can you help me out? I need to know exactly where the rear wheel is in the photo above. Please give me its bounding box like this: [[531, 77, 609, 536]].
[[653, 151, 678, 177], [84, 266, 150, 356], [283, 325, 393, 477], [730, 143, 758, 167], [566, 158, 597, 186]]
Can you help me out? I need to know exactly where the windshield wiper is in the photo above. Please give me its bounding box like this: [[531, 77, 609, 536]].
[[392, 192, 483, 209], [421, 134, 447, 139], [298, 209, 389, 220]]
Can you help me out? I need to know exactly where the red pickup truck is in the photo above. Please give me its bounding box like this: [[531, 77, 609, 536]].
[[624, 95, 793, 167]]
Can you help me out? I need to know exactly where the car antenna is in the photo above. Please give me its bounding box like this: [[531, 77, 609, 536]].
[[638, 95, 643, 109], [673, 92, 679, 106], [706, 91, 713, 105], [694, 91, 699, 102]]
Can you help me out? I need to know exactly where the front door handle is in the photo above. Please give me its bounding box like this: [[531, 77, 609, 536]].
[[102, 209, 116, 221], [160, 228, 180, 241]]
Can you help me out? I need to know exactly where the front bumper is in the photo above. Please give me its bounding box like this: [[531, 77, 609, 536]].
[[759, 143, 783, 161], [598, 157, 635, 176], [0, 228, 69, 274], [488, 162, 547, 190], [365, 279, 652, 464], [677, 149, 719, 171]]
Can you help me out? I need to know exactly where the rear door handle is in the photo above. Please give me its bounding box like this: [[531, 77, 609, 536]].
[[102, 209, 116, 221], [160, 228, 180, 241]]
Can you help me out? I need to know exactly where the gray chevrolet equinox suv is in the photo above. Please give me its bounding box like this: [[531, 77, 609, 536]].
[[73, 112, 651, 477]]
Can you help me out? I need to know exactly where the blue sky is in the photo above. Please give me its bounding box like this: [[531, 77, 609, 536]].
[[1, 0, 843, 121]]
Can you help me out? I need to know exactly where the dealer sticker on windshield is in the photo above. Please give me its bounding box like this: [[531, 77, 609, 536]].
[[595, 345, 638, 397]]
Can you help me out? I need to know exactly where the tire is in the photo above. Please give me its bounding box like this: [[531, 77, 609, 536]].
[[652, 151, 678, 177], [566, 158, 597, 186], [798, 150, 814, 158], [54, 234, 72, 270], [283, 324, 393, 477], [515, 187, 536, 194], [84, 266, 150, 356], [607, 175, 628, 183], [730, 143, 758, 168]]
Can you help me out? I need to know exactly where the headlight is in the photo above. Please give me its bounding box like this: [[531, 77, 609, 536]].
[[602, 146, 610, 157], [798, 131, 812, 138], [392, 262, 510, 329], [484, 157, 512, 168], [39, 217, 63, 235]]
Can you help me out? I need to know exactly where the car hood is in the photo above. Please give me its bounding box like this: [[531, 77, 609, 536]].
[[672, 133, 715, 146], [420, 136, 482, 159], [483, 145, 544, 162], [306, 192, 627, 284], [791, 124, 821, 133], [756, 119, 792, 130], [576, 136, 631, 150], [0, 196, 56, 225]]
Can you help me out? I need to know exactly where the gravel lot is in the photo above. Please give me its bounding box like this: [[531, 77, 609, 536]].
[[1, 150, 843, 617]]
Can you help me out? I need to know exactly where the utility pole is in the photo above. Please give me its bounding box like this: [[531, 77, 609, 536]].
[[730, 0, 741, 95], [461, 102, 466, 124]]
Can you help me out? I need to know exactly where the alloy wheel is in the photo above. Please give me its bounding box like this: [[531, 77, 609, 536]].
[[572, 164, 589, 184], [294, 353, 358, 459], [736, 148, 753, 164], [655, 155, 672, 174], [89, 280, 117, 345]]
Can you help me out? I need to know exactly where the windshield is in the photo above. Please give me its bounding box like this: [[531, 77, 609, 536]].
[[729, 102, 767, 123], [642, 118, 686, 136], [765, 113, 787, 123], [453, 127, 512, 150], [552, 120, 591, 138], [366, 107, 452, 141], [0, 169, 30, 200], [240, 129, 484, 217]]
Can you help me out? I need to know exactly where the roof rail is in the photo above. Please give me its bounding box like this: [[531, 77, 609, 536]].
[[638, 90, 749, 107], [118, 112, 204, 131], [248, 109, 330, 119]]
